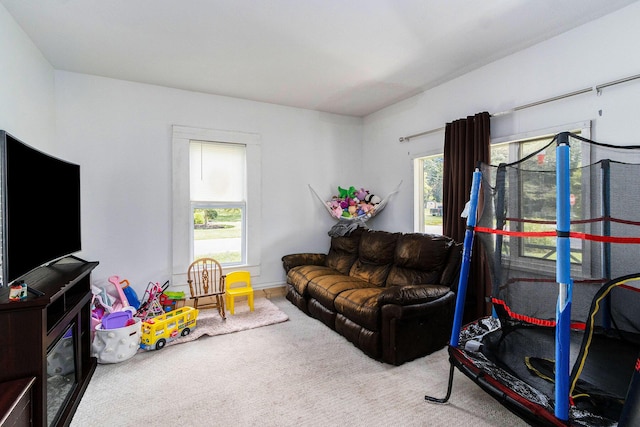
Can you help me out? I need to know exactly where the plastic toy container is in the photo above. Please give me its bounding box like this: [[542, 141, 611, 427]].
[[92, 317, 142, 364]]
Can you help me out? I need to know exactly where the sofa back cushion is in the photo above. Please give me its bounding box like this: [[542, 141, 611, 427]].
[[326, 227, 363, 274], [349, 230, 400, 287], [386, 233, 455, 287]]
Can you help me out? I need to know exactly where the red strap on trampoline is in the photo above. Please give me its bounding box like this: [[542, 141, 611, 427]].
[[491, 298, 586, 330], [569, 232, 640, 244], [475, 226, 640, 244]]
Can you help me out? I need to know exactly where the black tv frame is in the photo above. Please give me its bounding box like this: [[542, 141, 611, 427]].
[[0, 130, 82, 286]]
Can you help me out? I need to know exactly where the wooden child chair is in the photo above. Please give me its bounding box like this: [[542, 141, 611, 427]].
[[187, 258, 226, 319], [225, 271, 254, 315]]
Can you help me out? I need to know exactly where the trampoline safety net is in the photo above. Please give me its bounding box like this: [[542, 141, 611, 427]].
[[447, 132, 640, 427]]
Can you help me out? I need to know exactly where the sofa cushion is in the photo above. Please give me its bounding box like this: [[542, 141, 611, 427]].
[[287, 265, 339, 297], [326, 227, 363, 274], [386, 233, 454, 287], [334, 287, 384, 332], [349, 230, 400, 286], [307, 275, 372, 311]]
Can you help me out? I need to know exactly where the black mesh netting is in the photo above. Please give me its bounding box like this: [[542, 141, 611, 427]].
[[456, 132, 640, 425]]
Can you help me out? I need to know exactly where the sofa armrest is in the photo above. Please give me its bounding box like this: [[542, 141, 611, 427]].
[[378, 284, 451, 306], [281, 253, 327, 273]]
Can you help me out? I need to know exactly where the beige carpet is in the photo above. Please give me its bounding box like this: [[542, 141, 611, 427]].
[[71, 296, 528, 427], [167, 297, 289, 346]]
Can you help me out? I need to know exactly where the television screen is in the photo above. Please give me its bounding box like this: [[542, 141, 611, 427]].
[[1, 131, 81, 285]]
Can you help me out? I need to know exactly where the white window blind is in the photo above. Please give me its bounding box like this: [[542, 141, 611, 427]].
[[189, 141, 246, 202]]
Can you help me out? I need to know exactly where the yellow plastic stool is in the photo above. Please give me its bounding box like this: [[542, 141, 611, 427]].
[[225, 271, 254, 315]]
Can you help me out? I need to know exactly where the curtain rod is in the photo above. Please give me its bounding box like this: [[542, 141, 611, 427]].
[[398, 72, 640, 142]]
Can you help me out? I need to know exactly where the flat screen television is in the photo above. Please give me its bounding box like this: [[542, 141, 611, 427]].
[[0, 130, 81, 286]]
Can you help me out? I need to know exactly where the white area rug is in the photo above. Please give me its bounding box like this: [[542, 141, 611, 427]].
[[168, 297, 289, 346]]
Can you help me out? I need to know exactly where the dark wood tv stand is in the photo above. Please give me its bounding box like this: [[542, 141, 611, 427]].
[[0, 256, 98, 426]]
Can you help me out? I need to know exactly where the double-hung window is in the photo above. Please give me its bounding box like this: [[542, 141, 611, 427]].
[[190, 141, 246, 265], [172, 126, 261, 284]]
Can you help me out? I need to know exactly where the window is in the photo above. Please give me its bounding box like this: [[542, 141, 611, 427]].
[[493, 134, 584, 264], [172, 126, 261, 284], [489, 121, 591, 274], [414, 122, 590, 272], [414, 154, 444, 234], [190, 141, 246, 265]]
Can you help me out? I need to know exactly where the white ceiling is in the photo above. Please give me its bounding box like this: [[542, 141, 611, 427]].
[[3, 0, 638, 117]]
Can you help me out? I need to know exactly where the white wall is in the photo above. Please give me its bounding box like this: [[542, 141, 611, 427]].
[[0, 4, 56, 150], [4, 1, 640, 294], [1, 0, 363, 294], [363, 1, 640, 234], [54, 72, 362, 292]]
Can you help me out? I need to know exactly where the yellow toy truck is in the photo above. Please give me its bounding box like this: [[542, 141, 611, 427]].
[[140, 306, 199, 350]]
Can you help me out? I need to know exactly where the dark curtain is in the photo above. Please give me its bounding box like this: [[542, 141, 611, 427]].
[[443, 111, 491, 321]]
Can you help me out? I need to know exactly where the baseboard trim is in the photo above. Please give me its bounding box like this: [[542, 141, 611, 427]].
[[174, 285, 286, 309]]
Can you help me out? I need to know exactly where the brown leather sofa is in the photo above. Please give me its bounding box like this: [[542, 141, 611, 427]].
[[282, 228, 462, 365]]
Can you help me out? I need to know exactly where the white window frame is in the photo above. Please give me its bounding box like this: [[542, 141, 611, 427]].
[[172, 125, 261, 286]]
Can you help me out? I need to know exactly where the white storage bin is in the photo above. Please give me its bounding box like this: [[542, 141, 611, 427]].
[[92, 317, 142, 364]]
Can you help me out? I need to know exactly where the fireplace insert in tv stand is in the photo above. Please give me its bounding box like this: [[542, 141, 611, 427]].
[[0, 256, 99, 426]]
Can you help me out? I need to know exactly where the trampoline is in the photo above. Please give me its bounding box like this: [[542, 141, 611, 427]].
[[426, 132, 640, 426]]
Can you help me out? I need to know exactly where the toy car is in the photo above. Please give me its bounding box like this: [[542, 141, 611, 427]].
[[139, 306, 199, 350]]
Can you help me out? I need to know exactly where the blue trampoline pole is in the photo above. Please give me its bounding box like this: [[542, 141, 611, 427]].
[[426, 167, 482, 405], [555, 132, 573, 421], [449, 168, 482, 348]]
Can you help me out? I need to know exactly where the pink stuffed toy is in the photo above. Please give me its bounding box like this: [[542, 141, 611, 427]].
[[361, 203, 374, 213], [328, 200, 343, 218]]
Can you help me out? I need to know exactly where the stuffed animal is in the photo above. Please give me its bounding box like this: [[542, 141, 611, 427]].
[[361, 203, 374, 213], [338, 186, 357, 199], [326, 186, 382, 220], [327, 200, 342, 218], [364, 194, 381, 205], [355, 188, 368, 200], [326, 200, 341, 218]]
